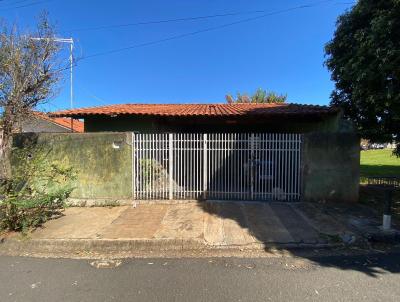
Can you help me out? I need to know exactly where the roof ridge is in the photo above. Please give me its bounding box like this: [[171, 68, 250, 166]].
[[49, 103, 338, 119]]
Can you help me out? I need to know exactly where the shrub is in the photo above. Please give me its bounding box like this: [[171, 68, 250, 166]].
[[0, 146, 76, 232], [139, 159, 164, 189]]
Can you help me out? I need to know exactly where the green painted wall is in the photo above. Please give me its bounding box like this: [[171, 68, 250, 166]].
[[84, 114, 344, 134], [12, 132, 132, 200], [12, 131, 360, 204], [302, 133, 360, 203]]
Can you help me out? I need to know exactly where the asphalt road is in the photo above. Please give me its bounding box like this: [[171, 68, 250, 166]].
[[1, 252, 400, 302]]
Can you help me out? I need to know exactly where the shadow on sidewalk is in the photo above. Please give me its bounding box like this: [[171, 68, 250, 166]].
[[196, 200, 400, 277], [183, 131, 400, 277]]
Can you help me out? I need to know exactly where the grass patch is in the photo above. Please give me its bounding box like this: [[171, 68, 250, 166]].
[[360, 149, 400, 177], [359, 150, 400, 219]]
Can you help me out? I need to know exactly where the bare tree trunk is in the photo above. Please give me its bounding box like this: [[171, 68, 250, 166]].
[[0, 130, 11, 180], [0, 130, 4, 179]]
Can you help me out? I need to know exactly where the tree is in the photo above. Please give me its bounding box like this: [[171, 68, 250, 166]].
[[325, 0, 400, 156], [226, 88, 287, 104], [0, 13, 62, 177]]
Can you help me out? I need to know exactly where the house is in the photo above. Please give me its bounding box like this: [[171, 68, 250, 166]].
[[33, 103, 359, 204], [50, 103, 347, 133], [19, 111, 84, 133]]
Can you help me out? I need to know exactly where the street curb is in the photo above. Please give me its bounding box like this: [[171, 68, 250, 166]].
[[0, 238, 205, 253], [0, 237, 343, 258], [365, 230, 400, 244]]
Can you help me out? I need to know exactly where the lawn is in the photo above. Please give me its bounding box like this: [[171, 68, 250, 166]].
[[359, 149, 400, 220], [360, 149, 400, 177]]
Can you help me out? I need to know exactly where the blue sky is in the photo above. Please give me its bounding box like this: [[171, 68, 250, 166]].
[[1, 0, 355, 111]]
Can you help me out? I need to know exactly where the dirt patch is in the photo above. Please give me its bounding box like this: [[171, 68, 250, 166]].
[[359, 185, 400, 222]]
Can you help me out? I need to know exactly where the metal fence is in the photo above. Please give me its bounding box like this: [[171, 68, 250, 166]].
[[133, 133, 302, 201], [365, 176, 400, 188]]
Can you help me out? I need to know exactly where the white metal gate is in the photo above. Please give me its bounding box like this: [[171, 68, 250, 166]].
[[133, 133, 302, 201]]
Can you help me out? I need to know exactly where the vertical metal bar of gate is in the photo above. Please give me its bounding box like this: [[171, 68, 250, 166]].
[[203, 133, 208, 199], [296, 137, 302, 198], [168, 133, 173, 200], [250, 133, 254, 200], [134, 132, 137, 200]]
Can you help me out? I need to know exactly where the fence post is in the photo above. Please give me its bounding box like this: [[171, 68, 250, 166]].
[[250, 133, 255, 200], [203, 133, 208, 200], [169, 133, 173, 200], [131, 132, 136, 203]]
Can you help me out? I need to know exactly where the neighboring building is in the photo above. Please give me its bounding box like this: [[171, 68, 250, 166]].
[[19, 111, 84, 133], [50, 103, 347, 134], [1, 112, 82, 147]]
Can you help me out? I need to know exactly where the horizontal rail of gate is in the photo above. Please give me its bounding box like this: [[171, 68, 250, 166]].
[[133, 133, 302, 201]]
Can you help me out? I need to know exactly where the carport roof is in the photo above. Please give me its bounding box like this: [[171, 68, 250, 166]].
[[50, 103, 339, 119]]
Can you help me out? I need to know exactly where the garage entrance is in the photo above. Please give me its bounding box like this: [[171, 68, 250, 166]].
[[133, 133, 302, 201]]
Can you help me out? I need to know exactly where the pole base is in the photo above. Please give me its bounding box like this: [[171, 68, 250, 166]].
[[382, 214, 392, 231]]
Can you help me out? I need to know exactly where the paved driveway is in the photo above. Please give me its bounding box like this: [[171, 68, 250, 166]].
[[28, 202, 341, 247]]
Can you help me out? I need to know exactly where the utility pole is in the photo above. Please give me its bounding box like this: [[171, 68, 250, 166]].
[[31, 37, 74, 109]]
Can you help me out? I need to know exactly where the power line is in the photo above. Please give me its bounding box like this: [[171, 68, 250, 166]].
[[0, 0, 55, 11], [65, 10, 268, 33], [52, 0, 335, 70], [44, 1, 341, 85], [0, 0, 32, 5], [334, 1, 356, 4], [64, 0, 345, 33], [78, 85, 109, 106], [77, 0, 335, 61]]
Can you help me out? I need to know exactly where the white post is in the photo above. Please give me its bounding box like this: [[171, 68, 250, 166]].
[[131, 132, 137, 207], [383, 215, 391, 231], [250, 133, 255, 200], [203, 133, 208, 200], [30, 37, 74, 109], [383, 189, 393, 230], [169, 133, 173, 200], [70, 41, 74, 109]]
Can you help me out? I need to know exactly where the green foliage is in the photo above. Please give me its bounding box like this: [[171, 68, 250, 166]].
[[0, 146, 76, 232], [0, 13, 62, 178], [139, 159, 164, 189], [325, 0, 400, 156], [226, 88, 287, 104]]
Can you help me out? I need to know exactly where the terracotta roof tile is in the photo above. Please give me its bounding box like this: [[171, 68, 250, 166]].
[[50, 103, 339, 119], [33, 111, 84, 132], [52, 117, 84, 132]]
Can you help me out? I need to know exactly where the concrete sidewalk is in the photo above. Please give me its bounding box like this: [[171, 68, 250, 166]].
[[28, 203, 328, 244], [1, 201, 395, 258]]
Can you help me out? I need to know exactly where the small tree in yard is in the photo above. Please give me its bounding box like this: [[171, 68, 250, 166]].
[[325, 0, 400, 156], [0, 13, 62, 178], [0, 15, 74, 232], [226, 88, 287, 104]]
